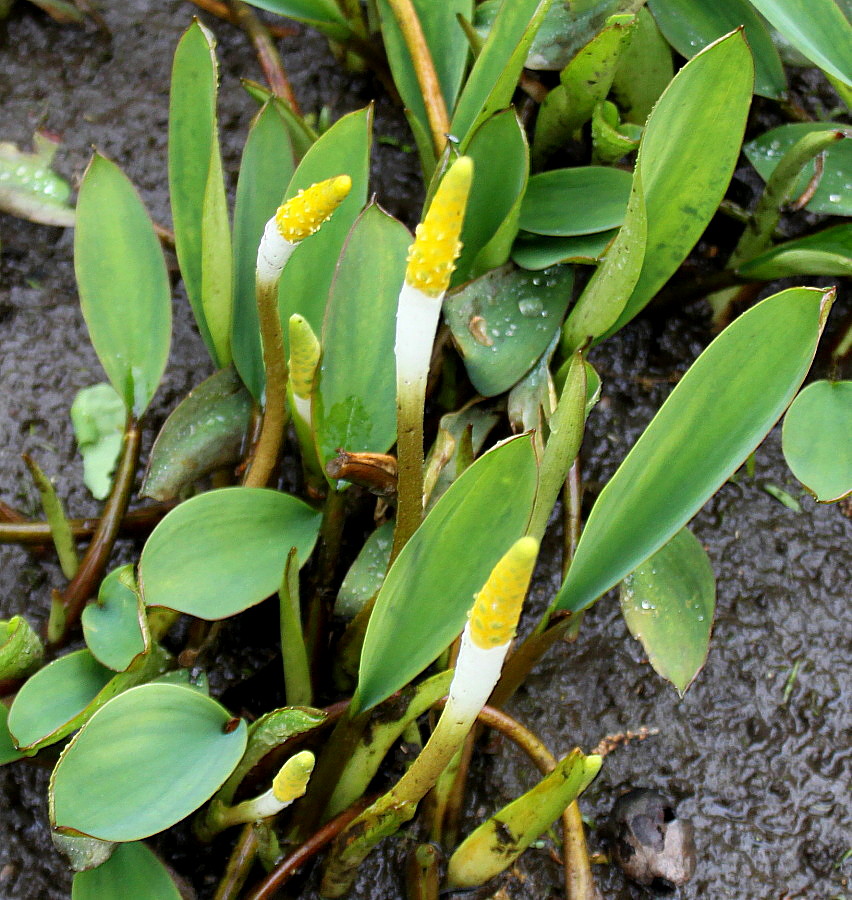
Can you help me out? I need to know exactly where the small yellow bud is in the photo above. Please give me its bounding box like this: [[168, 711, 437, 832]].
[[275, 175, 352, 244], [468, 536, 538, 649], [405, 156, 473, 297], [288, 314, 321, 399], [272, 750, 315, 804]]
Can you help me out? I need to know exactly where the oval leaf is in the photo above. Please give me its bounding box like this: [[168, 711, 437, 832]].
[[357, 434, 539, 711], [74, 154, 171, 416], [555, 286, 833, 612], [241, 0, 351, 38], [169, 21, 231, 366], [518, 166, 633, 237], [82, 566, 148, 672], [141, 367, 253, 501], [231, 102, 298, 400], [607, 29, 754, 334], [139, 488, 322, 619], [747, 0, 852, 87], [444, 263, 573, 396], [737, 224, 852, 279], [744, 123, 852, 217], [8, 650, 114, 750], [52, 683, 247, 841], [782, 379, 852, 502], [512, 230, 616, 269], [314, 203, 409, 470], [72, 842, 181, 900], [335, 521, 394, 618], [648, 0, 786, 98], [620, 527, 715, 694]]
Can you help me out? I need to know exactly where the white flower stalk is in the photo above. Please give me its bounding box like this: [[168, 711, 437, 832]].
[[319, 538, 539, 896], [212, 750, 316, 833], [288, 313, 321, 427], [244, 175, 351, 489], [392, 156, 474, 557]]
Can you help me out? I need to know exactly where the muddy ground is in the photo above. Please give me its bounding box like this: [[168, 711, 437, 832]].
[[0, 2, 850, 898]]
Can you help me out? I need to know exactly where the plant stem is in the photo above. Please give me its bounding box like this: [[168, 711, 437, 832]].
[[243, 799, 369, 900], [51, 417, 141, 645], [564, 458, 583, 575], [243, 278, 289, 488], [213, 824, 259, 900], [225, 0, 302, 113], [385, 0, 450, 157], [187, 0, 297, 38], [729, 129, 845, 267], [0, 502, 175, 546]]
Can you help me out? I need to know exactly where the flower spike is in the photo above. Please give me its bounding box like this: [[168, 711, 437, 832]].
[[288, 314, 321, 401], [272, 749, 316, 805], [405, 156, 473, 297], [276, 175, 352, 244]]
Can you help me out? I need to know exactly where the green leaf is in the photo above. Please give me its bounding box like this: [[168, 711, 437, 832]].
[[591, 100, 642, 164], [620, 527, 715, 694], [377, 0, 473, 149], [139, 488, 322, 619], [241, 0, 351, 38], [357, 434, 538, 711], [611, 7, 673, 124], [231, 103, 298, 400], [606, 30, 754, 335], [533, 13, 637, 163], [275, 107, 372, 367], [74, 155, 171, 416], [454, 109, 529, 283], [1, 705, 25, 766], [561, 170, 646, 353], [782, 380, 852, 502], [7, 650, 112, 751], [141, 367, 253, 502], [0, 615, 44, 680], [518, 167, 633, 237], [744, 123, 852, 217], [336, 521, 394, 618], [648, 0, 786, 98], [555, 285, 833, 612], [444, 263, 573, 396], [314, 203, 409, 470], [169, 21, 232, 366], [82, 566, 149, 672], [70, 384, 125, 501], [0, 132, 75, 227], [51, 683, 247, 841], [445, 749, 602, 891], [72, 842, 181, 900], [747, 0, 852, 87], [737, 224, 852, 279], [451, 0, 552, 146], [512, 230, 616, 269]]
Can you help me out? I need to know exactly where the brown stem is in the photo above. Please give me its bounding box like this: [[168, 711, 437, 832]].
[[51, 417, 141, 644], [385, 0, 450, 156], [213, 824, 259, 900], [243, 799, 370, 900], [225, 0, 302, 113], [187, 0, 297, 38], [0, 502, 176, 546], [563, 457, 583, 577]]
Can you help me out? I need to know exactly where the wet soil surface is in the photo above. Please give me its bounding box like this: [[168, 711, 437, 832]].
[[0, 3, 850, 899]]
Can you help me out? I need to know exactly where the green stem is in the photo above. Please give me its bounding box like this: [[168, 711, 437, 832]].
[[213, 824, 259, 900], [385, 0, 449, 157], [279, 547, 312, 707], [729, 129, 845, 267], [22, 454, 79, 579], [406, 844, 440, 900], [244, 278, 289, 488], [391, 384, 426, 562], [51, 417, 141, 645]]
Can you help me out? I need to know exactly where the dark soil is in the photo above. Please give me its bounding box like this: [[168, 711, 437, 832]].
[[1, 3, 850, 899]]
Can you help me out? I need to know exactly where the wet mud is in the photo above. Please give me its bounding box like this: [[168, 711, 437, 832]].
[[1, 3, 850, 899]]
